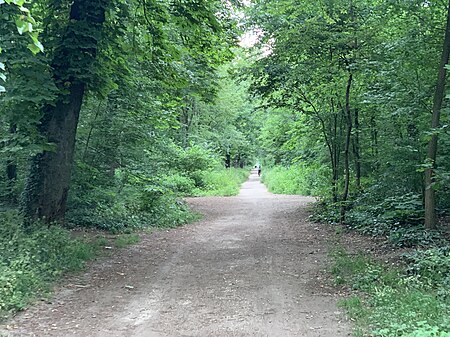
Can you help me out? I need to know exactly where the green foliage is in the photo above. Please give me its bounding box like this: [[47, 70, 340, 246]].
[[138, 188, 198, 228], [388, 227, 446, 249], [0, 210, 99, 316], [244, 0, 450, 233], [402, 327, 450, 337], [404, 247, 450, 290], [262, 163, 329, 196], [331, 248, 450, 337], [197, 168, 249, 196], [312, 192, 447, 248], [162, 173, 196, 196], [174, 146, 218, 188]]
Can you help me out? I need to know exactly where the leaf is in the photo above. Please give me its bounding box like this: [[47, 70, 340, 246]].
[[9, 0, 25, 5], [0, 73, 6, 81], [0, 85, 5, 93], [0, 62, 5, 70], [15, 18, 27, 34], [27, 42, 43, 54], [34, 40, 43, 52]]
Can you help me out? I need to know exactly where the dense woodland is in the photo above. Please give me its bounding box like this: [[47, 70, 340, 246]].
[[1, 0, 450, 335]]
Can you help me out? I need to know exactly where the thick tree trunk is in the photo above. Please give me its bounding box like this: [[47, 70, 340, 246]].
[[22, 0, 107, 225], [340, 73, 353, 223], [424, 0, 450, 229], [22, 84, 85, 223]]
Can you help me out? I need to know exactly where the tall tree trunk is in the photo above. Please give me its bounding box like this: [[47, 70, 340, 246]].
[[424, 0, 450, 229], [22, 0, 107, 225], [6, 123, 18, 203], [352, 108, 361, 190], [330, 107, 339, 203], [340, 72, 353, 223]]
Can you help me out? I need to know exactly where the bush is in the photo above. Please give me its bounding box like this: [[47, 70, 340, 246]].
[[196, 168, 249, 196], [332, 248, 450, 337], [262, 163, 329, 196], [0, 211, 99, 316], [138, 187, 198, 227], [404, 247, 450, 288], [162, 173, 196, 196]]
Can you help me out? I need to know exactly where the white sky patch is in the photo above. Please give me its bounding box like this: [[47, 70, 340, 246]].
[[239, 29, 262, 48]]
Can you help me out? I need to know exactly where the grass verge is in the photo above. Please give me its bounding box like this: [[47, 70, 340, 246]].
[[0, 211, 145, 320], [331, 246, 450, 337], [261, 164, 328, 196], [195, 168, 249, 196]]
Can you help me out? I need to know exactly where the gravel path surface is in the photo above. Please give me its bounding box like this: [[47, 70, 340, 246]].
[[1, 171, 350, 336]]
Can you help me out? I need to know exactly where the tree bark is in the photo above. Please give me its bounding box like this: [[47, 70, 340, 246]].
[[424, 0, 450, 229], [352, 108, 361, 190], [22, 0, 107, 225], [340, 72, 353, 223], [6, 123, 18, 202]]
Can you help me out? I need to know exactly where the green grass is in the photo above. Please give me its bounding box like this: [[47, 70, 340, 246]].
[[262, 163, 329, 196], [114, 233, 140, 248], [196, 168, 249, 196], [331, 247, 450, 337]]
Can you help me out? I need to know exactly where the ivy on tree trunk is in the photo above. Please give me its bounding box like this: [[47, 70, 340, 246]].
[[22, 0, 108, 225]]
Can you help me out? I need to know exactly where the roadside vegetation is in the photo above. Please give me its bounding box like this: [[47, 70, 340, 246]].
[[331, 247, 450, 337], [245, 1, 450, 335], [262, 164, 328, 196]]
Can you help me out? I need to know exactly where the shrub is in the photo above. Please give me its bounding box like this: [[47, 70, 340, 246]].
[[162, 173, 196, 196], [0, 211, 99, 316], [262, 163, 329, 196], [196, 168, 249, 196], [332, 248, 450, 337], [404, 247, 450, 288]]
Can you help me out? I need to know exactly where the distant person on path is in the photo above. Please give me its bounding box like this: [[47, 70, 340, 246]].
[[257, 165, 261, 177]]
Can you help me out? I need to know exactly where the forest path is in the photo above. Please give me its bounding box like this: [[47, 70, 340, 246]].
[[1, 171, 350, 337]]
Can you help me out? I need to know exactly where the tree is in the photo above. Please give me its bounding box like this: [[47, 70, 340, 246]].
[[424, 0, 450, 229], [16, 0, 238, 225], [21, 0, 109, 224], [244, 0, 450, 228]]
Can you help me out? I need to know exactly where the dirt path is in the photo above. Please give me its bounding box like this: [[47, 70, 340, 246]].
[[1, 171, 350, 337]]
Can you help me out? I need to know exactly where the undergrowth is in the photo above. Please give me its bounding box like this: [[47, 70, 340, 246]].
[[331, 247, 450, 337], [312, 193, 447, 248], [0, 210, 148, 319], [68, 166, 247, 231], [195, 168, 249, 196], [0, 211, 102, 318], [67, 183, 198, 232], [262, 163, 329, 196]]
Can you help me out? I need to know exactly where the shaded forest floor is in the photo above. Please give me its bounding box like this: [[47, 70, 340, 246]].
[[1, 172, 351, 337]]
